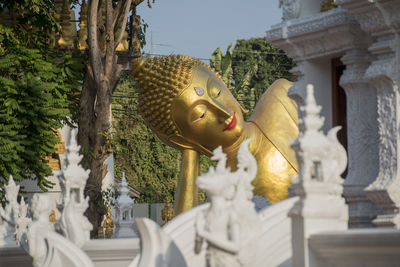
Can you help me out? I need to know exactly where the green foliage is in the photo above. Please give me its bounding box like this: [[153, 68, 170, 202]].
[[232, 38, 296, 116], [0, 1, 84, 200], [138, 19, 148, 50], [112, 73, 178, 203], [212, 38, 296, 119], [210, 44, 233, 88], [112, 73, 210, 203]]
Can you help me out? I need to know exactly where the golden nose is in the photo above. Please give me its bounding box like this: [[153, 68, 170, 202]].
[[208, 100, 231, 123]]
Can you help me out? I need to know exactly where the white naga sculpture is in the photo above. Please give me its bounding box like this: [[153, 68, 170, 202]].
[[0, 129, 95, 267], [195, 139, 262, 267], [27, 193, 94, 267], [0, 175, 31, 247], [27, 194, 55, 266], [56, 129, 92, 248]]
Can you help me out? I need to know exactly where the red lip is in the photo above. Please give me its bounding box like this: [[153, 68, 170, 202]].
[[223, 112, 236, 131]]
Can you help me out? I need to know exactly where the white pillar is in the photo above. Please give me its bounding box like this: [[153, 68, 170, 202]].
[[340, 48, 381, 227], [337, 0, 400, 228]]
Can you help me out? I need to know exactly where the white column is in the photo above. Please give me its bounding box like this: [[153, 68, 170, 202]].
[[337, 0, 400, 228], [340, 48, 381, 227]]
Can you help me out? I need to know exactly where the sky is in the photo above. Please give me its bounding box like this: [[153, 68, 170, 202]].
[[136, 0, 282, 62]]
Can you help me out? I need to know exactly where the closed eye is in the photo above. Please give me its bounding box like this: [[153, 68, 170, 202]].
[[193, 111, 206, 123], [191, 104, 207, 123], [215, 90, 221, 98]]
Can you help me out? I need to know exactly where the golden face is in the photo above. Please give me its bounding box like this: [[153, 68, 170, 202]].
[[172, 66, 244, 151]]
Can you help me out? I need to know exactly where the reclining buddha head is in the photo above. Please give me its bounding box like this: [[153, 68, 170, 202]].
[[131, 55, 246, 156]]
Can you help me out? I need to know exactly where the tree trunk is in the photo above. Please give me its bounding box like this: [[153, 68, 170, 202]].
[[78, 0, 144, 237], [78, 65, 115, 236]]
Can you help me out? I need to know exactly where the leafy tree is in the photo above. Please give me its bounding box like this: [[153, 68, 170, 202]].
[[0, 1, 84, 202], [77, 0, 152, 235], [210, 44, 233, 88], [232, 38, 296, 115]]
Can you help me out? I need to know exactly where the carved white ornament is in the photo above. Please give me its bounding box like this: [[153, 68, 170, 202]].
[[279, 0, 300, 21], [291, 84, 347, 186], [0, 129, 96, 266], [114, 172, 137, 238], [339, 49, 380, 228], [27, 193, 94, 267], [27, 194, 55, 266], [0, 176, 31, 247], [335, 0, 400, 228], [267, 7, 365, 62], [56, 129, 92, 247], [195, 139, 262, 267]]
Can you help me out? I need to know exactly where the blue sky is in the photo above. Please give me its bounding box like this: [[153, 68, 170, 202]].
[[136, 0, 282, 61]]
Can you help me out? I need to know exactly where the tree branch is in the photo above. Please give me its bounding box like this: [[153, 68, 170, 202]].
[[114, 0, 132, 50], [104, 0, 114, 79], [112, 0, 125, 30], [88, 0, 102, 84]]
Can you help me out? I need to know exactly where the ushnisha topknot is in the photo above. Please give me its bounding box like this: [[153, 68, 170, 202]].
[[131, 55, 216, 143]]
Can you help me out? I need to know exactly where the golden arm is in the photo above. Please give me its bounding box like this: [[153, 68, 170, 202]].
[[174, 149, 200, 214]]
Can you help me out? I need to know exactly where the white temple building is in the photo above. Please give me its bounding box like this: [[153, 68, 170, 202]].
[[267, 0, 400, 230]]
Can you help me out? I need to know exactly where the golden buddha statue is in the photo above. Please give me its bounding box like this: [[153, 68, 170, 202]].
[[131, 55, 298, 214], [103, 207, 114, 238], [161, 199, 175, 225], [49, 209, 56, 224]]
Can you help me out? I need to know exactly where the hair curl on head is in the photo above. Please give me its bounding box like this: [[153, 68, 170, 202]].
[[131, 55, 215, 140]]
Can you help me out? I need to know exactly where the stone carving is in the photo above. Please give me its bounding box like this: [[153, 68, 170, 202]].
[[336, 0, 400, 228], [56, 129, 92, 247], [27, 194, 55, 266], [267, 7, 363, 61], [27, 193, 94, 267], [15, 198, 31, 247], [114, 172, 137, 238], [291, 84, 347, 186], [339, 49, 380, 227], [194, 140, 262, 267], [279, 0, 300, 21], [289, 84, 348, 266], [0, 176, 31, 247], [0, 128, 96, 266]]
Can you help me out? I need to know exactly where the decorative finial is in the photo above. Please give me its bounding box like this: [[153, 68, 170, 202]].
[[56, 128, 92, 247], [291, 84, 347, 184], [301, 84, 324, 133], [78, 0, 88, 50]]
